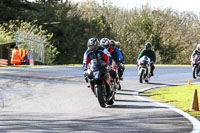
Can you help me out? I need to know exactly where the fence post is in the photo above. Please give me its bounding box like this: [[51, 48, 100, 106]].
[[29, 49, 34, 65]]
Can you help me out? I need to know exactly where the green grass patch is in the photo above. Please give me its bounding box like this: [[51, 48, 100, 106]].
[[141, 84, 200, 120]]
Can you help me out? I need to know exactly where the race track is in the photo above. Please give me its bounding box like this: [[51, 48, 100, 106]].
[[0, 65, 198, 133]]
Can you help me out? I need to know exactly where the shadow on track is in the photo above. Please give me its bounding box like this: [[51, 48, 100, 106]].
[[119, 89, 137, 92], [145, 82, 176, 86], [108, 104, 166, 109], [115, 99, 150, 103], [0, 112, 191, 133]]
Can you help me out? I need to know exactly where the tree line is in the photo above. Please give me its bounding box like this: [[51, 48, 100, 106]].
[[0, 0, 200, 64]]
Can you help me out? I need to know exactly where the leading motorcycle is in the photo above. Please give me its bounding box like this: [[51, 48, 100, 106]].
[[191, 54, 200, 79], [85, 59, 116, 107], [137, 56, 152, 83]]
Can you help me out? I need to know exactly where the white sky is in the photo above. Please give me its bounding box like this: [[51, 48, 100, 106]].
[[27, 0, 200, 13], [70, 0, 200, 13]]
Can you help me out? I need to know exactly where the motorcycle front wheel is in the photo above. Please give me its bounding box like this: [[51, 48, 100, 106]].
[[193, 65, 198, 79], [96, 85, 106, 107], [139, 69, 145, 83]]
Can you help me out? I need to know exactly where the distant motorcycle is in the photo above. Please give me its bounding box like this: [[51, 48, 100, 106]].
[[138, 56, 152, 83], [85, 59, 116, 107], [191, 54, 200, 79]]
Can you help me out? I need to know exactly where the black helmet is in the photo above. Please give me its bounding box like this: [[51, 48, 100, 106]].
[[145, 42, 152, 50], [87, 38, 99, 50]]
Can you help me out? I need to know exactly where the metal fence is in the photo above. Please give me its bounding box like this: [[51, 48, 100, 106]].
[[15, 30, 46, 64]]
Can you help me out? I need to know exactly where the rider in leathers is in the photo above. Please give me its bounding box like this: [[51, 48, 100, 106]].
[[137, 42, 156, 76], [191, 44, 200, 63], [116, 41, 125, 64], [99, 38, 119, 79], [83, 37, 112, 94], [109, 40, 124, 80]]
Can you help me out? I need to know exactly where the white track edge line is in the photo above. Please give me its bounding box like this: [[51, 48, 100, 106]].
[[134, 82, 200, 133]]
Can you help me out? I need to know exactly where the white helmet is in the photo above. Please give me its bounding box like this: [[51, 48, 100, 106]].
[[87, 37, 99, 51], [87, 37, 99, 47], [197, 44, 200, 52], [100, 38, 110, 49]]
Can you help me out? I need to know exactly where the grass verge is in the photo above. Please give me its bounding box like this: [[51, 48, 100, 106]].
[[141, 84, 200, 120]]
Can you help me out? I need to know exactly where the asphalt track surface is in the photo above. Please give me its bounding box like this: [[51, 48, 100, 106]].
[[0, 65, 199, 133]]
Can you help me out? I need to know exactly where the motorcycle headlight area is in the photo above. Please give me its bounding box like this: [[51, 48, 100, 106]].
[[140, 61, 147, 66]]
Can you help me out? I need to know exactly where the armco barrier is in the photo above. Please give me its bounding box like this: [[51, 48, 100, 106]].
[[0, 59, 8, 66]]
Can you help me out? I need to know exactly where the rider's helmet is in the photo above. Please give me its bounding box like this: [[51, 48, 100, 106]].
[[115, 41, 121, 49], [197, 44, 200, 52], [87, 37, 99, 51], [109, 40, 116, 48], [145, 42, 152, 50], [100, 38, 110, 49]]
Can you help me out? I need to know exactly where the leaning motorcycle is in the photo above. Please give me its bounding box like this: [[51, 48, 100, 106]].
[[86, 59, 116, 107], [191, 54, 200, 79], [137, 56, 151, 83]]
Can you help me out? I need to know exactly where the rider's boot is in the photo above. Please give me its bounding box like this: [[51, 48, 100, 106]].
[[151, 71, 154, 76], [151, 66, 155, 76], [90, 82, 96, 96], [91, 87, 96, 96]]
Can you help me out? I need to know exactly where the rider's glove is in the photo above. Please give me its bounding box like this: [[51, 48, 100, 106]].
[[83, 71, 88, 77], [85, 77, 88, 83], [108, 65, 112, 71], [83, 71, 88, 83], [116, 62, 120, 69]]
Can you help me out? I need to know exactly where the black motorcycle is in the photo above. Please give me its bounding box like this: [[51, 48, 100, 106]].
[[85, 59, 116, 107]]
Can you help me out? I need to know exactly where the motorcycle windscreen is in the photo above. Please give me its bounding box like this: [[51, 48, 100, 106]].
[[138, 56, 150, 66]]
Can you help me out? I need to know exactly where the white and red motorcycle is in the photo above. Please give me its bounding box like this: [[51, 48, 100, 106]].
[[137, 56, 152, 83], [191, 54, 200, 79]]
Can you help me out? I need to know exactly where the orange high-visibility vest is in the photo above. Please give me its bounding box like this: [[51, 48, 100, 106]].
[[11, 48, 21, 65], [19, 49, 28, 60]]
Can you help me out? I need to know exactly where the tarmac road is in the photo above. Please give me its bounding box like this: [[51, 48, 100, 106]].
[[0, 65, 198, 133]]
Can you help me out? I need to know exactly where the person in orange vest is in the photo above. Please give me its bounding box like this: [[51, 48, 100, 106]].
[[11, 46, 21, 65]]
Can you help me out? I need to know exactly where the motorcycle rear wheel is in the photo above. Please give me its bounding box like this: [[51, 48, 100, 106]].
[[97, 85, 106, 107]]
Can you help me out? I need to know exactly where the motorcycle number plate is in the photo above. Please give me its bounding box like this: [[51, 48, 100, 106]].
[[93, 71, 99, 79]]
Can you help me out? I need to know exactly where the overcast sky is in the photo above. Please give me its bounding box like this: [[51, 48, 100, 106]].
[[70, 0, 200, 13]]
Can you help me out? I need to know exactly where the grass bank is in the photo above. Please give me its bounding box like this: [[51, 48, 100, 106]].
[[141, 84, 200, 120]]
